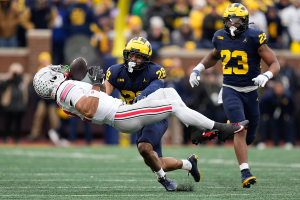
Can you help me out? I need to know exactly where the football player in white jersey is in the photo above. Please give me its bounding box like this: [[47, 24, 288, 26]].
[[33, 64, 248, 191], [33, 65, 247, 145]]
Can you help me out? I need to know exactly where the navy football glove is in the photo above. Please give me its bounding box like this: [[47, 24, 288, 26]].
[[134, 93, 147, 103]]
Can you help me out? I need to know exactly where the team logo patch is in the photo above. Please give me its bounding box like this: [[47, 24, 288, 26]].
[[217, 36, 224, 40]]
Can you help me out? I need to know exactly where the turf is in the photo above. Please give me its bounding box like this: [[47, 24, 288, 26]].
[[0, 145, 299, 200]]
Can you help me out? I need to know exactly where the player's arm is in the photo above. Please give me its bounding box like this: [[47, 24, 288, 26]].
[[258, 44, 280, 77], [189, 48, 221, 87], [134, 78, 164, 103], [75, 85, 100, 118], [134, 66, 166, 103], [252, 44, 280, 87], [104, 80, 115, 96], [201, 48, 222, 68], [74, 65, 105, 118]]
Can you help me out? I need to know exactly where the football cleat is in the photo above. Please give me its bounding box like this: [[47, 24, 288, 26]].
[[157, 174, 178, 192], [241, 169, 257, 188], [187, 154, 201, 182], [189, 126, 219, 145], [214, 120, 249, 142]]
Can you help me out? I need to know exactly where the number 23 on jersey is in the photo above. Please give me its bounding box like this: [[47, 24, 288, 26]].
[[221, 50, 249, 75]]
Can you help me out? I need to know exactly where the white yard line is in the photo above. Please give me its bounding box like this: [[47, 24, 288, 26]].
[[0, 194, 296, 197], [1, 150, 300, 168]]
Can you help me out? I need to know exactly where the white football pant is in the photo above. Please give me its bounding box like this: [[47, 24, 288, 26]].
[[113, 88, 214, 133]]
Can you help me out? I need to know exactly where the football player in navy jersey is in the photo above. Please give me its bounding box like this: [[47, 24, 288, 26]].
[[189, 3, 280, 188], [104, 37, 201, 191]]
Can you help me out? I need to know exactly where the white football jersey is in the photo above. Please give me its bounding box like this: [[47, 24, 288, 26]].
[[56, 80, 122, 126]]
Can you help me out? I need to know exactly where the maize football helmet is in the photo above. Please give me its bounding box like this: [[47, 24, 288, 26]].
[[33, 65, 69, 100], [223, 3, 249, 37], [123, 37, 152, 72]]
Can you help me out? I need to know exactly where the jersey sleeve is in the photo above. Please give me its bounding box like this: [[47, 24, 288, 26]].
[[251, 29, 268, 50], [70, 88, 85, 107], [212, 30, 224, 50], [106, 65, 119, 87], [149, 64, 167, 81], [212, 34, 218, 50], [57, 82, 85, 107]]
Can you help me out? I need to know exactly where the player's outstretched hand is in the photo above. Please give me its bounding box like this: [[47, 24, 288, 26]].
[[88, 66, 105, 87], [189, 70, 201, 88], [252, 74, 269, 87], [134, 93, 146, 104]]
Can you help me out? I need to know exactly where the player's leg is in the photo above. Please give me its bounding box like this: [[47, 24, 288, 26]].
[[159, 154, 201, 182], [159, 87, 247, 143], [222, 87, 257, 188], [136, 119, 168, 173], [114, 88, 245, 135], [136, 120, 178, 192]]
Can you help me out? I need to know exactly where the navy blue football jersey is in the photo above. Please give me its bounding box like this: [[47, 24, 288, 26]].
[[212, 28, 268, 87], [106, 62, 166, 105]]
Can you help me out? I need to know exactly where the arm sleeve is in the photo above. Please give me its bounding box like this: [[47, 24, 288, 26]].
[[106, 66, 118, 87], [58, 83, 85, 107], [212, 33, 218, 50], [70, 88, 85, 107], [141, 79, 164, 96], [252, 29, 268, 50]]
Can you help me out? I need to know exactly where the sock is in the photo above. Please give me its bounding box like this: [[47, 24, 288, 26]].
[[181, 160, 192, 170], [154, 168, 165, 178], [239, 163, 249, 171]]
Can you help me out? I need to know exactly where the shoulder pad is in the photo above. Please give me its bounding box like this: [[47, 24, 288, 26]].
[[213, 29, 226, 37], [248, 28, 268, 46], [148, 62, 166, 79], [106, 64, 124, 81]]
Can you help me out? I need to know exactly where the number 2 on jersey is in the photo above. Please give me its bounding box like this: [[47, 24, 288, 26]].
[[120, 90, 142, 105], [221, 50, 249, 75], [156, 68, 166, 79]]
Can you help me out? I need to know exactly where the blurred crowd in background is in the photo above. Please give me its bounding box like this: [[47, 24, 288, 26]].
[[0, 0, 299, 148]]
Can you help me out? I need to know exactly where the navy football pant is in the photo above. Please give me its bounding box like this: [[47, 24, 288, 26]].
[[135, 119, 168, 158], [222, 87, 260, 145]]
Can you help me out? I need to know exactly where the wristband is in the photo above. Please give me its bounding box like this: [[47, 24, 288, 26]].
[[194, 63, 206, 72], [263, 71, 273, 79], [89, 90, 101, 98]]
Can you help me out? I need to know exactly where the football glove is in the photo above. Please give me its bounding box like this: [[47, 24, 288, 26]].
[[88, 66, 105, 87], [252, 71, 273, 87], [189, 63, 205, 88], [189, 70, 201, 88], [134, 93, 146, 103]]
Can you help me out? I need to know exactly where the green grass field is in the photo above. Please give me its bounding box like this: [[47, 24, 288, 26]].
[[0, 145, 300, 200]]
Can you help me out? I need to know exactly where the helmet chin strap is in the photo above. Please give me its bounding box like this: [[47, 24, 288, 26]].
[[229, 26, 237, 36], [128, 62, 136, 73]]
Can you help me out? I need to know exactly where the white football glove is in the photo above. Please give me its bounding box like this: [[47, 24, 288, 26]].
[[189, 70, 201, 88], [252, 71, 273, 87], [189, 63, 205, 88]]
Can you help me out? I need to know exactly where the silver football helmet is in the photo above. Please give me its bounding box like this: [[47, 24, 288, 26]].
[[33, 65, 68, 100]]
